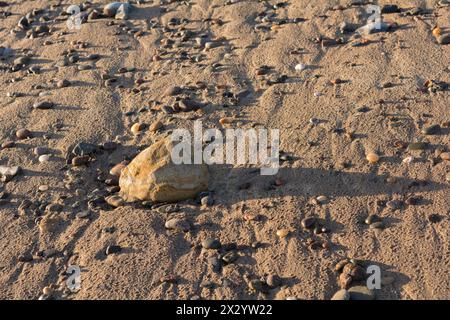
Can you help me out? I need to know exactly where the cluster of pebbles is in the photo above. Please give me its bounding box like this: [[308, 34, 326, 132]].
[[0, 0, 449, 300]]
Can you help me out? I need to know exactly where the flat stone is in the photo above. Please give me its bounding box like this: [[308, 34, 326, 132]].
[[165, 218, 190, 232], [331, 289, 350, 300], [105, 195, 124, 207], [72, 142, 99, 156], [408, 142, 428, 151], [348, 286, 375, 300]]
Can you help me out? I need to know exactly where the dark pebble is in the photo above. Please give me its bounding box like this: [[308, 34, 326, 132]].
[[428, 214, 442, 223], [105, 245, 121, 255], [365, 214, 380, 225], [202, 238, 221, 250], [301, 217, 316, 229], [33, 101, 54, 110], [421, 124, 441, 135]]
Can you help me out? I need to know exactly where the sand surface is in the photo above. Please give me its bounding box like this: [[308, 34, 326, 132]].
[[0, 0, 449, 300]]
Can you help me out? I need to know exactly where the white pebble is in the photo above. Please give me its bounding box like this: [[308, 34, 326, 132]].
[[402, 156, 414, 164], [38, 154, 51, 163], [295, 63, 306, 71]]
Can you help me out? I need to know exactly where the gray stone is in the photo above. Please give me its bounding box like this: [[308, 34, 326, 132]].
[[202, 238, 221, 250], [348, 286, 375, 300], [331, 289, 350, 300]]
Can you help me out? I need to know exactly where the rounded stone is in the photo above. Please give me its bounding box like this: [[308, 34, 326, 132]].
[[105, 195, 124, 207], [131, 123, 145, 135], [72, 155, 90, 166], [38, 154, 51, 163], [105, 245, 121, 255], [276, 229, 289, 238], [366, 153, 380, 164], [16, 129, 32, 139], [266, 274, 281, 288], [57, 79, 70, 88], [202, 238, 221, 250], [165, 218, 190, 232], [119, 138, 209, 203]]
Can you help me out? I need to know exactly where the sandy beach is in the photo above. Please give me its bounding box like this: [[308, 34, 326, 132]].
[[0, 0, 449, 300]]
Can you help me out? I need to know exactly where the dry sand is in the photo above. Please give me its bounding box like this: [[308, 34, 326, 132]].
[[0, 0, 449, 300]]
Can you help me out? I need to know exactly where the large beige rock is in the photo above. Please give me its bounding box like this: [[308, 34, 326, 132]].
[[119, 138, 209, 203]]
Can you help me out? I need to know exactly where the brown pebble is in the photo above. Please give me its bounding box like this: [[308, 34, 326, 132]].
[[366, 153, 380, 164], [1, 141, 15, 148], [276, 229, 289, 238], [440, 152, 450, 161], [149, 120, 163, 132], [110, 162, 127, 177], [131, 123, 145, 135], [335, 259, 350, 272], [16, 129, 32, 139], [72, 155, 90, 166]]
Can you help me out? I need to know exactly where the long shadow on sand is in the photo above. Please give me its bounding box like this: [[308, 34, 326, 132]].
[[210, 165, 449, 204]]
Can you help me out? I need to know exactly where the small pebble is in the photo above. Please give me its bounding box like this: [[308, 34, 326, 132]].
[[38, 154, 51, 163], [276, 229, 289, 238], [366, 153, 380, 164], [33, 101, 54, 110], [105, 245, 121, 255], [301, 217, 316, 229], [295, 63, 306, 71], [57, 79, 70, 88], [202, 238, 221, 250], [365, 214, 380, 225], [72, 156, 90, 166], [408, 142, 428, 151], [165, 218, 190, 232], [105, 195, 124, 207], [266, 274, 281, 288], [16, 129, 32, 140], [131, 123, 145, 135]]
